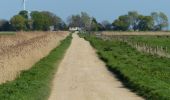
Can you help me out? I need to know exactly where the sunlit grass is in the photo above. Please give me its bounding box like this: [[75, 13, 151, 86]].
[[0, 32, 16, 35]]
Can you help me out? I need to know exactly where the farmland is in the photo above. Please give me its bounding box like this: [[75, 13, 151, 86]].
[[126, 36, 170, 53], [101, 31, 170, 36], [100, 32, 170, 52], [0, 31, 68, 84], [80, 32, 170, 100], [98, 32, 170, 58], [0, 34, 72, 100]]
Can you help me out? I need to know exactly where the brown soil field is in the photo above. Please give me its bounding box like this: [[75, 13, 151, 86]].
[[99, 31, 170, 36], [0, 31, 68, 84]]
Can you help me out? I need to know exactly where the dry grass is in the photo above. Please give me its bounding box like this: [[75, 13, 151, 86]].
[[0, 31, 68, 84], [100, 31, 170, 36]]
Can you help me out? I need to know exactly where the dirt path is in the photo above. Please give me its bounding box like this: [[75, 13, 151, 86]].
[[48, 33, 144, 100]]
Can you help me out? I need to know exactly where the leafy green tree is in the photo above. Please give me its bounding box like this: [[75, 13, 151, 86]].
[[112, 15, 130, 31], [159, 12, 169, 30], [67, 14, 82, 27], [19, 10, 29, 19], [90, 18, 98, 31], [128, 11, 139, 31], [97, 23, 105, 31], [67, 12, 92, 31], [80, 12, 92, 31], [55, 22, 68, 30], [31, 11, 51, 31], [37, 11, 66, 31], [90, 18, 105, 31], [151, 12, 169, 31], [0, 20, 11, 31], [101, 20, 112, 30], [10, 15, 26, 31], [137, 15, 154, 31]]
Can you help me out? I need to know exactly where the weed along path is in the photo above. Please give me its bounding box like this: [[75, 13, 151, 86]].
[[48, 33, 143, 100]]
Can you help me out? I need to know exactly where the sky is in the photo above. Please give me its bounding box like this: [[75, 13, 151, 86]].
[[0, 0, 169, 24]]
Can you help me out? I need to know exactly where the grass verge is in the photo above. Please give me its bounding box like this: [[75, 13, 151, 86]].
[[79, 33, 170, 100], [0, 32, 16, 35], [0, 34, 72, 100]]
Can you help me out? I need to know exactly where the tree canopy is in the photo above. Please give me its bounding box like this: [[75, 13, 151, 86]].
[[112, 11, 169, 31], [10, 15, 27, 31]]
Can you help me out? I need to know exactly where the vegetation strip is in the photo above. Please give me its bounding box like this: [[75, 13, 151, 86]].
[[127, 36, 170, 53], [0, 32, 16, 35], [97, 34, 170, 58], [80, 33, 170, 100], [0, 34, 72, 100]]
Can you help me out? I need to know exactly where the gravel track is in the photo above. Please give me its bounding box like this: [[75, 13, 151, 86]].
[[49, 33, 144, 100]]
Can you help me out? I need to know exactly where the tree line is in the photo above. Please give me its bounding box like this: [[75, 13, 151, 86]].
[[112, 11, 169, 31], [68, 11, 169, 31], [0, 10, 67, 31], [0, 11, 169, 31]]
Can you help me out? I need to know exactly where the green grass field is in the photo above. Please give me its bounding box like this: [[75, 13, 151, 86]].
[[0, 34, 72, 100], [127, 36, 170, 53], [80, 33, 170, 100]]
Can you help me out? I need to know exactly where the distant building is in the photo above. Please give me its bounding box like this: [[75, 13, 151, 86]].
[[69, 27, 82, 31]]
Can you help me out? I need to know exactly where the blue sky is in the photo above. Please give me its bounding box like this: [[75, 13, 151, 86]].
[[0, 0, 169, 23]]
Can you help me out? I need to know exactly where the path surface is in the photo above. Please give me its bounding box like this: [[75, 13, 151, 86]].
[[48, 33, 144, 100]]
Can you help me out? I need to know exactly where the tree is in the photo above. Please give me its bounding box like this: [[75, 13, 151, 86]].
[[112, 15, 130, 31], [37, 11, 67, 31], [52, 16, 66, 30], [67, 14, 82, 27], [137, 15, 154, 31], [80, 12, 92, 31], [151, 12, 169, 31], [0, 20, 11, 31], [55, 22, 68, 30], [128, 11, 139, 31], [67, 12, 92, 31], [97, 23, 105, 31], [101, 20, 112, 30], [31, 11, 51, 31], [159, 12, 169, 30], [19, 10, 29, 19], [90, 18, 98, 31], [10, 15, 26, 31]]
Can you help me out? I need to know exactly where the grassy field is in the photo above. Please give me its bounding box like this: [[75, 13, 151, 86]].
[[101, 31, 170, 36], [80, 33, 170, 100], [127, 36, 170, 53], [0, 34, 72, 100]]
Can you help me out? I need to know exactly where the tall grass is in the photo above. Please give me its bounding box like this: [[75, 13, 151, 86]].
[[0, 34, 72, 100], [80, 33, 170, 100]]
